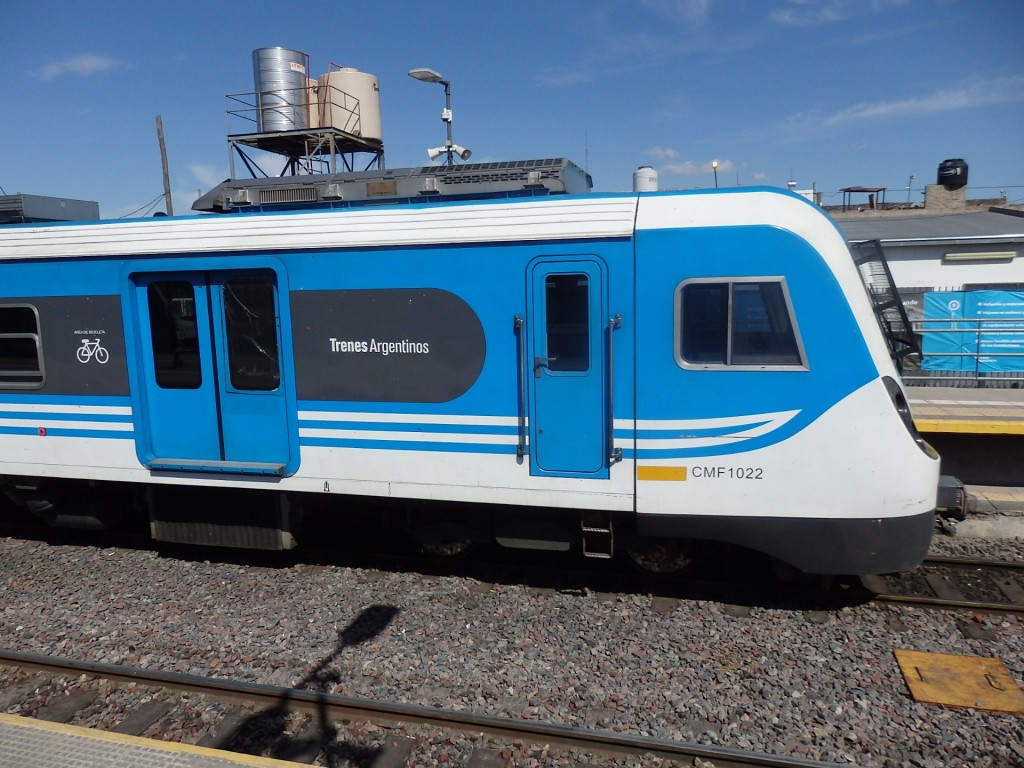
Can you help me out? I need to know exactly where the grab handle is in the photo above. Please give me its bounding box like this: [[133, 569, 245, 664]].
[[608, 313, 623, 465], [514, 314, 527, 458]]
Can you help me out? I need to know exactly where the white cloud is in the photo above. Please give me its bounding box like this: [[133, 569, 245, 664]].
[[32, 53, 125, 81], [770, 0, 910, 27], [661, 158, 735, 177], [823, 76, 1024, 127], [189, 164, 227, 190], [770, 0, 849, 27], [639, 0, 711, 24], [646, 146, 681, 160]]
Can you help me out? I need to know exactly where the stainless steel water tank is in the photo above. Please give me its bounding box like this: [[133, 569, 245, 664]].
[[252, 47, 309, 132]]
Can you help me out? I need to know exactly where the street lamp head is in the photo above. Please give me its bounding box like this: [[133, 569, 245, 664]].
[[409, 68, 445, 84]]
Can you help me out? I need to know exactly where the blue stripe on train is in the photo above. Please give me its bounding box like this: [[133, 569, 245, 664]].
[[300, 437, 518, 454], [298, 419, 519, 435], [0, 426, 134, 439], [0, 410, 134, 423], [0, 394, 132, 406]]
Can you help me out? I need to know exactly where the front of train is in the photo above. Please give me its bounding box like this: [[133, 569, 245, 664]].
[[629, 187, 940, 575]]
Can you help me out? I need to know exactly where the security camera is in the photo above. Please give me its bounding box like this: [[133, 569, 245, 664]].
[[452, 144, 472, 161]]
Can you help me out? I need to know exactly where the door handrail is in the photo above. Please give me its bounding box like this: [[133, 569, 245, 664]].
[[608, 313, 622, 465], [514, 314, 527, 458]]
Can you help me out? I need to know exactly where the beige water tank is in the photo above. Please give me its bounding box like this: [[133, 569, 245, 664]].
[[317, 68, 382, 141], [306, 78, 320, 129]]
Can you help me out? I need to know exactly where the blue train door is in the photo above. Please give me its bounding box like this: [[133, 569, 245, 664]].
[[132, 270, 293, 475], [528, 258, 609, 478]]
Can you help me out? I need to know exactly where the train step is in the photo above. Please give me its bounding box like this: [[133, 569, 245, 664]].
[[581, 512, 614, 559]]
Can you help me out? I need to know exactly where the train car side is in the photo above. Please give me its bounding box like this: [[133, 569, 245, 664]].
[[0, 189, 939, 573]]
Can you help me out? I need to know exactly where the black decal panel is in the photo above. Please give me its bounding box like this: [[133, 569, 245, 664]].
[[0, 295, 129, 396], [291, 289, 486, 402]]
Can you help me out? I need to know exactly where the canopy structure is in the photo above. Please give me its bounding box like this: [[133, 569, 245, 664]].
[[841, 186, 887, 212]]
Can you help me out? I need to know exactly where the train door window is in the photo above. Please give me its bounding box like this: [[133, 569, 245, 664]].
[[676, 279, 805, 369], [147, 282, 201, 389], [223, 275, 280, 391], [545, 273, 590, 372], [0, 305, 44, 388]]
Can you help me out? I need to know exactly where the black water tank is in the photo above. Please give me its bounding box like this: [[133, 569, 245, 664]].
[[938, 158, 968, 189]]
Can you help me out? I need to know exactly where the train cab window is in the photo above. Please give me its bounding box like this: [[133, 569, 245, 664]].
[[545, 273, 590, 372], [0, 305, 44, 388], [223, 275, 280, 391], [147, 282, 202, 389], [677, 279, 805, 369]]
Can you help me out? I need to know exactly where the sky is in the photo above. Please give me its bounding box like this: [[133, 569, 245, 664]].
[[1, 0, 1023, 218]]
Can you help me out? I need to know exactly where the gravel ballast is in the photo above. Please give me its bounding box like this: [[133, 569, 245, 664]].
[[1, 532, 1022, 767]]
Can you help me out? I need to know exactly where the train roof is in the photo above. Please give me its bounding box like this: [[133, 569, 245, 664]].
[[193, 158, 594, 214], [0, 186, 842, 266]]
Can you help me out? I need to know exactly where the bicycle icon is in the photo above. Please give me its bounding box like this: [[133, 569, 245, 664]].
[[76, 338, 110, 364]]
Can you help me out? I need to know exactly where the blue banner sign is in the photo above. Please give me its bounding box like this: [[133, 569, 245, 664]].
[[922, 290, 1024, 372]]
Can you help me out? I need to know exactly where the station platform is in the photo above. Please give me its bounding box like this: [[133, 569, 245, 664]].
[[0, 713, 298, 768], [907, 385, 1024, 435]]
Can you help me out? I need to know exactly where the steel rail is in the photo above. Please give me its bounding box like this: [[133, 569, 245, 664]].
[[923, 555, 1024, 571], [868, 592, 1024, 614], [0, 648, 843, 768], [863, 557, 1024, 614]]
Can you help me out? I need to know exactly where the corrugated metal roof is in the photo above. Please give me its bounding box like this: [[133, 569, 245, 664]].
[[835, 210, 1024, 244]]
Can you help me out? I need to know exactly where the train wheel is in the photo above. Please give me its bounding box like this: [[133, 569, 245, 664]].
[[412, 514, 477, 558], [421, 537, 475, 557], [626, 539, 699, 575]]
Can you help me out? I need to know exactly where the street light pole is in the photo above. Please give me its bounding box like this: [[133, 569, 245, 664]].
[[712, 161, 719, 189], [409, 67, 468, 167]]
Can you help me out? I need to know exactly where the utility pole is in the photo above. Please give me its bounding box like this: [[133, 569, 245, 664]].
[[156, 115, 173, 216]]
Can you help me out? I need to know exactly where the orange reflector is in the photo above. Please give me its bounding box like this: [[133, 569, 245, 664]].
[[894, 649, 1024, 714], [637, 466, 687, 481]]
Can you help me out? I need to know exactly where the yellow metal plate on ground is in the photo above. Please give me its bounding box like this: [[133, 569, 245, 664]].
[[894, 649, 1024, 714]]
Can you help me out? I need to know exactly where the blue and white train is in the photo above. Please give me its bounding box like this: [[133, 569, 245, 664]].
[[0, 159, 939, 574]]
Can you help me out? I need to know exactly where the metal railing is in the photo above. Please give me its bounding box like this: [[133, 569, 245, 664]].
[[902, 316, 1024, 387], [225, 84, 362, 137]]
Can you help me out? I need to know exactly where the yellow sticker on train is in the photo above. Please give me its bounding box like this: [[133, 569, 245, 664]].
[[637, 466, 688, 481]]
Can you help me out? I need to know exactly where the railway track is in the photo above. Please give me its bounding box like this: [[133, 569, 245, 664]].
[[860, 556, 1024, 614], [0, 648, 847, 768]]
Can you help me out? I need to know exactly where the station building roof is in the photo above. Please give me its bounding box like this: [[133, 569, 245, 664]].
[[835, 209, 1024, 246]]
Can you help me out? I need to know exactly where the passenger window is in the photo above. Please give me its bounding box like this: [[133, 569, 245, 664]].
[[223, 275, 280, 391], [0, 305, 44, 387], [677, 280, 804, 368], [148, 282, 202, 389], [545, 273, 590, 372]]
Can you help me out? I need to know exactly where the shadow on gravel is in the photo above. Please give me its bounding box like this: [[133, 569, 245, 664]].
[[216, 603, 401, 767]]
